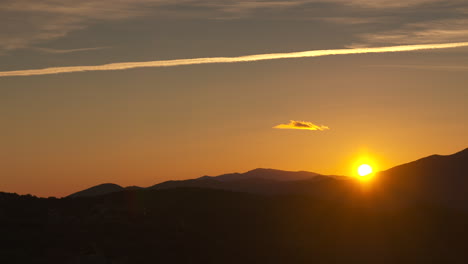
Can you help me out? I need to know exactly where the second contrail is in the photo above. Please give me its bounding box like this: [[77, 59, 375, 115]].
[[1, 42, 468, 77]]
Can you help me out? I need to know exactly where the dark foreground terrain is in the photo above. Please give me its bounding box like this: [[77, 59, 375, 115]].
[[1, 188, 468, 264], [2, 148, 468, 263]]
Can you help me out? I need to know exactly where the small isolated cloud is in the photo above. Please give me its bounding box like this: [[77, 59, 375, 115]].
[[273, 120, 330, 131]]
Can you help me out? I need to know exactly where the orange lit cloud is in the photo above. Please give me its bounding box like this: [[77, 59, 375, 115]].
[[273, 120, 330, 131]]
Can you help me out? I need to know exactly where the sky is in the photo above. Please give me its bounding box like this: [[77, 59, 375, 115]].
[[1, 0, 467, 197]]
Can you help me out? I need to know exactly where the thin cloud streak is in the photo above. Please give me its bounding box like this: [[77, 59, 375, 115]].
[[366, 64, 468, 71], [32, 46, 110, 54], [1, 42, 468, 77], [274, 120, 329, 131]]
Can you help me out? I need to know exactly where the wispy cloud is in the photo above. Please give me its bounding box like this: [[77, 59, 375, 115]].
[[357, 19, 468, 45], [32, 46, 109, 54], [0, 0, 466, 52], [365, 64, 468, 71], [330, 0, 441, 8], [1, 42, 467, 77], [273, 120, 330, 131], [0, 0, 315, 51]]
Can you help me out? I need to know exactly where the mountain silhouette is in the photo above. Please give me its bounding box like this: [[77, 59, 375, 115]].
[[150, 174, 354, 197], [206, 168, 320, 182], [376, 148, 468, 208], [3, 147, 468, 263], [66, 148, 468, 208], [67, 183, 124, 198], [149, 168, 339, 195], [68, 169, 347, 198]]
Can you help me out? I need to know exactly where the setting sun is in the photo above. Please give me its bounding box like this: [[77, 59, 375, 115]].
[[358, 164, 373, 176]]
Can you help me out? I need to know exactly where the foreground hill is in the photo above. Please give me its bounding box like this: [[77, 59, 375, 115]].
[[2, 187, 468, 263], [376, 148, 468, 209]]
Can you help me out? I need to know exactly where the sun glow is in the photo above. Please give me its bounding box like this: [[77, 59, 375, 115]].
[[358, 164, 373, 176], [350, 152, 380, 182]]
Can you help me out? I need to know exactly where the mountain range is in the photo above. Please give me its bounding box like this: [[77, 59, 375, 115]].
[[68, 148, 468, 209], [2, 147, 468, 263], [68, 168, 350, 198]]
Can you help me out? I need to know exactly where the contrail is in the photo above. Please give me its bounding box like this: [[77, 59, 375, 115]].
[[1, 42, 468, 77]]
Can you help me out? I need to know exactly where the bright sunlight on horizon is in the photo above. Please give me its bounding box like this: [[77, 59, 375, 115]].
[[358, 164, 373, 177]]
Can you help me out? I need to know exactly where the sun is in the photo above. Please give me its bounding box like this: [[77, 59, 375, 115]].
[[357, 164, 373, 177]]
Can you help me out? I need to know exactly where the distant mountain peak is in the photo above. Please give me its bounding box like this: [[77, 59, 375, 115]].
[[455, 148, 468, 156], [431, 148, 468, 157], [68, 183, 124, 198], [212, 168, 319, 182], [245, 168, 278, 173]]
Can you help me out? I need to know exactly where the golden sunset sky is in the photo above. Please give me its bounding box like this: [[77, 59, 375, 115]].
[[1, 0, 467, 197]]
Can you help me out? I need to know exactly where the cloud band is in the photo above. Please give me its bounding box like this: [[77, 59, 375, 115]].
[[1, 42, 468, 77]]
